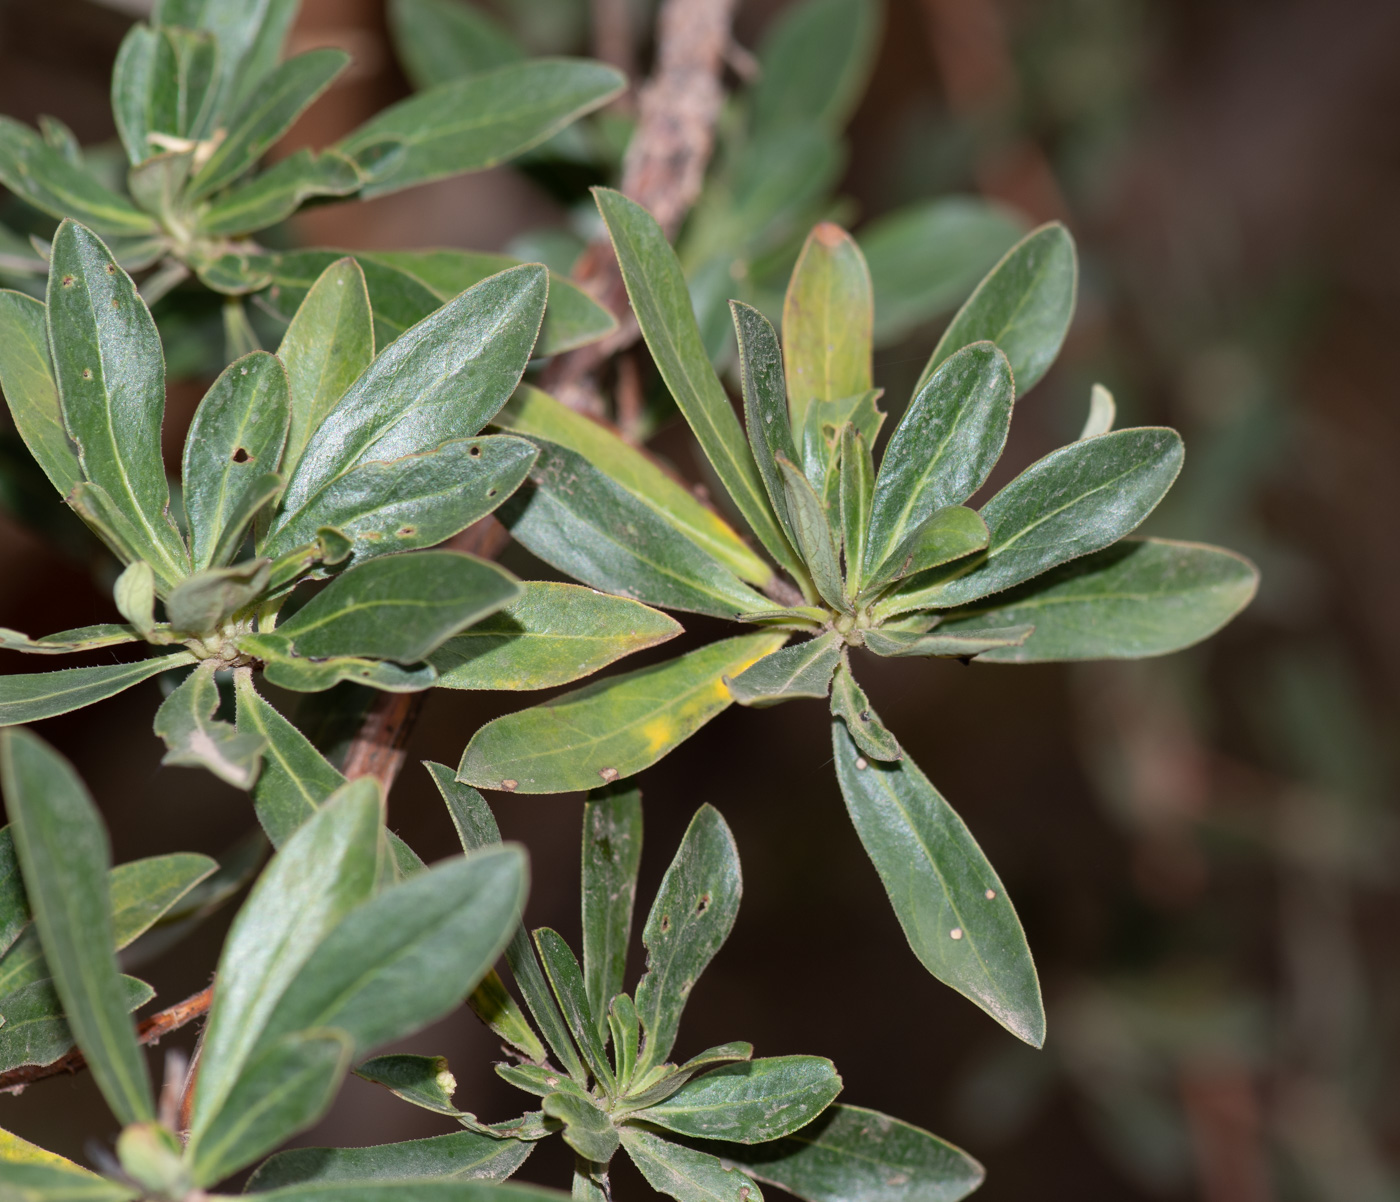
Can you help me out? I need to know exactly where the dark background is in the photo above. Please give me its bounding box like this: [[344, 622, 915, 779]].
[[1, 1, 1397, 1198]]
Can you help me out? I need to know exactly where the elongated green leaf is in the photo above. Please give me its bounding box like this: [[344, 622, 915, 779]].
[[713, 1103, 985, 1202], [937, 537, 1258, 662], [828, 660, 899, 761], [272, 550, 519, 663], [0, 1158, 137, 1202], [502, 441, 778, 621], [166, 559, 269, 634], [239, 638, 439, 694], [268, 265, 546, 549], [596, 189, 799, 576], [623, 1042, 756, 1110], [0, 120, 156, 235], [276, 257, 374, 483], [467, 968, 548, 1063], [863, 507, 989, 596], [776, 458, 845, 610], [247, 1129, 534, 1191], [110, 851, 217, 947], [797, 389, 883, 499], [1080, 382, 1115, 439], [153, 661, 266, 788], [0, 974, 152, 1075], [113, 562, 156, 639], [257, 846, 526, 1058], [838, 425, 872, 601], [495, 387, 771, 586], [864, 344, 1011, 585], [0, 731, 153, 1122], [271, 434, 537, 564], [369, 250, 616, 357], [726, 633, 840, 707], [634, 805, 741, 1074], [0, 653, 197, 727], [861, 198, 1025, 345], [916, 222, 1077, 397], [878, 427, 1186, 616], [427, 764, 588, 1084], [782, 224, 873, 434], [46, 222, 189, 585], [831, 721, 1043, 1045], [208, 473, 282, 568], [861, 626, 1033, 658], [341, 60, 624, 198], [732, 301, 800, 551], [0, 290, 80, 497], [0, 828, 28, 958], [499, 1061, 589, 1099], [198, 148, 362, 236], [638, 1057, 841, 1144], [458, 633, 787, 794], [136, 24, 220, 152], [0, 625, 138, 656], [543, 1090, 619, 1162], [389, 0, 525, 89], [182, 351, 290, 570], [188, 1029, 352, 1187], [355, 1053, 464, 1116], [430, 582, 680, 691], [244, 1183, 565, 1202], [621, 1125, 762, 1202], [610, 993, 641, 1089], [189, 779, 380, 1134], [534, 928, 613, 1091], [111, 22, 161, 164], [581, 784, 642, 1045], [189, 49, 350, 198], [752, 0, 880, 135]]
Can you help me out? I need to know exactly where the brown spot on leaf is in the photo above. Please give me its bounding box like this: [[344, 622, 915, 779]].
[[501, 779, 518, 792], [599, 767, 619, 783], [813, 222, 846, 247]]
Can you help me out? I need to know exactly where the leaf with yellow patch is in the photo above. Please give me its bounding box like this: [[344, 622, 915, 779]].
[[457, 632, 787, 794]]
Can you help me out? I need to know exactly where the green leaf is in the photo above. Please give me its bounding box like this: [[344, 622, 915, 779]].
[[498, 1061, 587, 1099], [0, 730, 154, 1122], [861, 626, 1033, 659], [388, 0, 525, 89], [776, 458, 845, 610], [501, 440, 779, 621], [182, 351, 289, 570], [1079, 382, 1115, 440], [126, 148, 196, 228], [341, 59, 625, 199], [861, 198, 1026, 345], [247, 1129, 534, 1190], [111, 23, 161, 164], [467, 968, 548, 1063], [781, 224, 873, 434], [595, 188, 799, 576], [276, 257, 374, 484], [0, 289, 80, 497], [637, 1056, 841, 1144], [0, 827, 28, 957], [828, 659, 899, 761], [244, 1182, 566, 1202], [621, 1125, 762, 1202], [712, 1103, 985, 1202], [0, 119, 157, 235], [187, 1029, 352, 1187], [725, 633, 841, 707], [581, 784, 643, 1046], [110, 851, 218, 947], [369, 250, 616, 357], [751, 0, 880, 135], [534, 928, 614, 1091], [0, 1154, 137, 1202], [354, 1053, 465, 1117], [634, 805, 741, 1074], [189, 49, 351, 199], [496, 386, 771, 588], [113, 24, 220, 163], [830, 720, 1043, 1045], [0, 974, 152, 1075], [457, 633, 787, 794], [166, 559, 270, 634], [543, 1090, 619, 1163], [732, 301, 801, 552], [838, 425, 872, 601], [797, 389, 883, 499], [862, 507, 989, 596], [152, 661, 266, 788], [189, 778, 380, 1135], [623, 1043, 756, 1110], [271, 550, 519, 663], [915, 222, 1077, 398], [937, 537, 1258, 663], [863, 344, 1011, 587], [610, 993, 640, 1089], [113, 561, 157, 638], [0, 626, 138, 656], [430, 582, 681, 692], [271, 434, 537, 565], [267, 265, 546, 551], [197, 149, 362, 236], [239, 638, 439, 694], [46, 222, 190, 585], [427, 764, 588, 1084], [876, 427, 1186, 616], [0, 653, 197, 727]]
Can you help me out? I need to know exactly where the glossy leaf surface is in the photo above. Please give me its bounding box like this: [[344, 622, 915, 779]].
[[259, 250, 442, 347], [864, 506, 989, 595], [0, 653, 196, 726], [640, 1056, 841, 1144], [0, 289, 80, 497], [832, 721, 1043, 1045], [582, 784, 643, 1044], [726, 633, 840, 707], [458, 633, 786, 794]]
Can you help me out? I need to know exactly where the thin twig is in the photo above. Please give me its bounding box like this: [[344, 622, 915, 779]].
[[0, 986, 214, 1094]]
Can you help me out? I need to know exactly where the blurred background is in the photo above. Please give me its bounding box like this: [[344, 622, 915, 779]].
[[1, 0, 1397, 1198]]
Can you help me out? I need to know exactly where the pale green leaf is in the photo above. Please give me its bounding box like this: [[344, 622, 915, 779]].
[[621, 1125, 761, 1202], [153, 662, 266, 788], [726, 633, 840, 707], [0, 653, 197, 727], [0, 289, 80, 498], [636, 1056, 841, 1144], [247, 1129, 533, 1190]]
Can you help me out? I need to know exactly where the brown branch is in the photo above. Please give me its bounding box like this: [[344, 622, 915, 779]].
[[0, 985, 214, 1095], [543, 0, 739, 414]]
